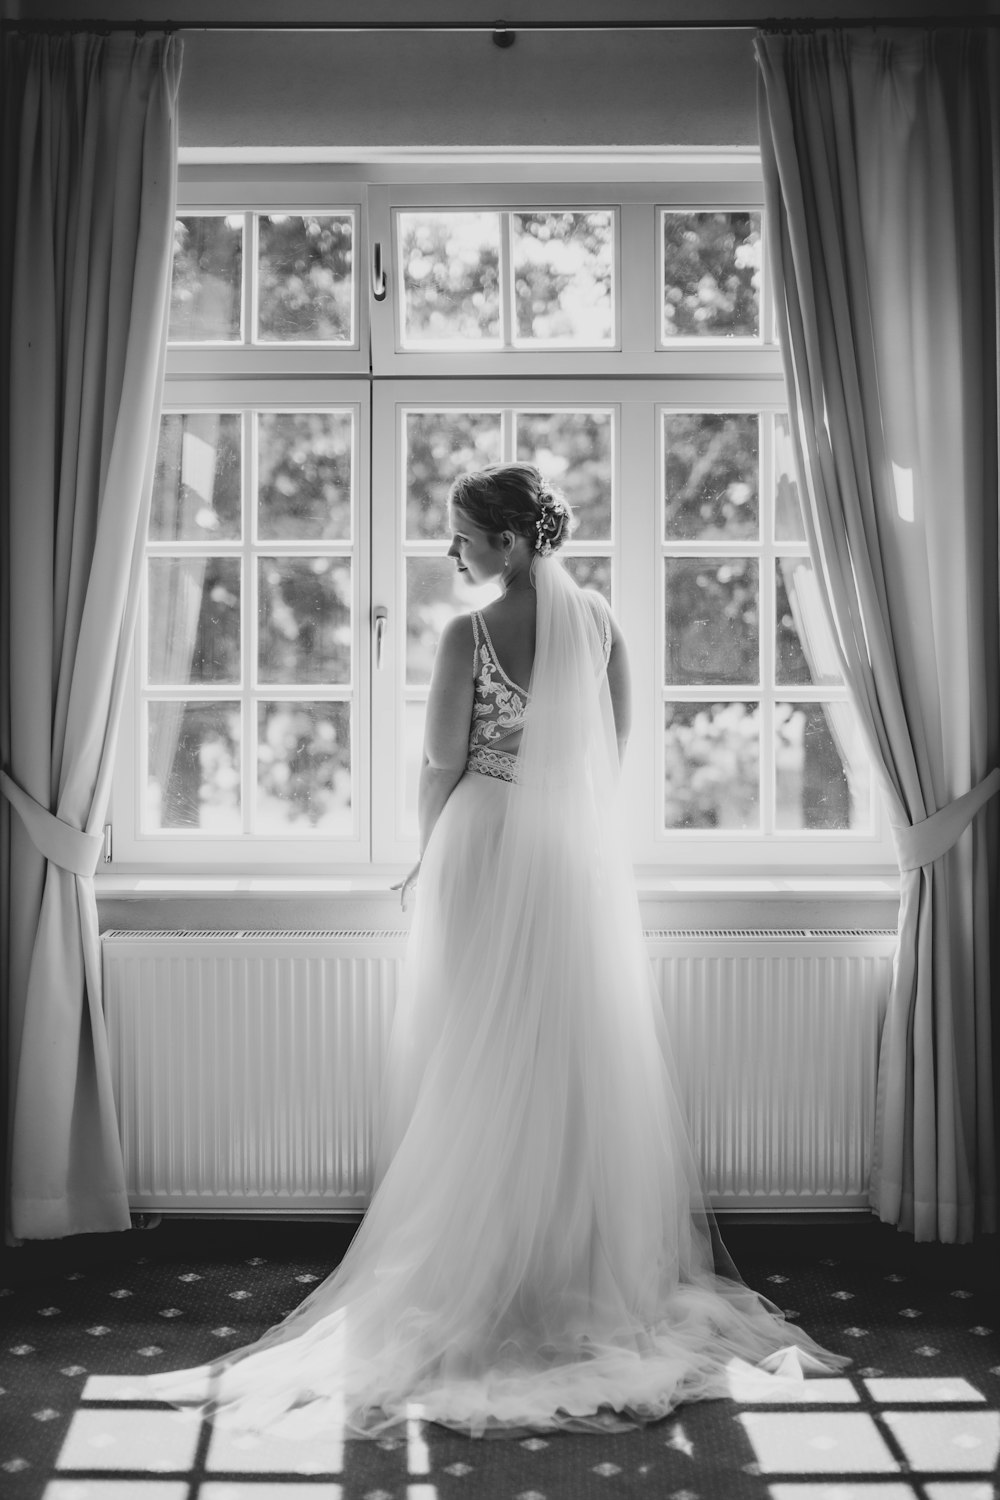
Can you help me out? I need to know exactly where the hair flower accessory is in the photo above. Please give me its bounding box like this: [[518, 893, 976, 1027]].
[[534, 492, 567, 556]]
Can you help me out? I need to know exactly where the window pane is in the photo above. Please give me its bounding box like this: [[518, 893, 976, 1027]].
[[661, 210, 761, 339], [664, 701, 760, 830], [256, 701, 351, 834], [406, 556, 498, 685], [776, 702, 871, 831], [169, 215, 242, 342], [776, 558, 841, 687], [257, 412, 352, 541], [563, 555, 612, 601], [151, 413, 242, 542], [405, 411, 502, 540], [774, 413, 807, 542], [146, 701, 241, 831], [664, 557, 759, 686], [516, 410, 613, 541], [512, 211, 614, 345], [258, 558, 351, 685], [257, 214, 354, 343], [663, 412, 759, 541], [398, 212, 501, 346], [147, 558, 240, 685]]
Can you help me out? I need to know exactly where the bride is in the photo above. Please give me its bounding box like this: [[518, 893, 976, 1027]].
[[154, 463, 846, 1438]]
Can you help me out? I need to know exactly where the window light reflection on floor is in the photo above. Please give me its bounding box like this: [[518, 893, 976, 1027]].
[[46, 1384, 439, 1500], [39, 1372, 997, 1500]]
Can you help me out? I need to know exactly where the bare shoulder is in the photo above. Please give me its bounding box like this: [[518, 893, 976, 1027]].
[[439, 611, 476, 649], [432, 612, 476, 675]]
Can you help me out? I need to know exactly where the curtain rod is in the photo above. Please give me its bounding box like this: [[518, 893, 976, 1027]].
[[3, 15, 998, 37]]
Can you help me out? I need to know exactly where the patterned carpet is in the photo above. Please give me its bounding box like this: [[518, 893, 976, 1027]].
[[0, 1219, 997, 1500]]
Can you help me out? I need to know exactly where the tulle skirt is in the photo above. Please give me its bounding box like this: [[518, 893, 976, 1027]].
[[152, 768, 847, 1438]]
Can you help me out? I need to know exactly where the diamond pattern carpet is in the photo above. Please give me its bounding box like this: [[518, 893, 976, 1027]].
[[0, 1220, 996, 1500]]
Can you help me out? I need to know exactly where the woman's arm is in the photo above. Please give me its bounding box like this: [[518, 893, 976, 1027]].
[[605, 611, 632, 766], [418, 613, 476, 852], [393, 614, 475, 909], [392, 615, 476, 906]]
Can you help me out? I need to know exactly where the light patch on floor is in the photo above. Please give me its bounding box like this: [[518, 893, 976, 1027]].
[[43, 1484, 190, 1500], [205, 1421, 344, 1476], [200, 1486, 343, 1499], [924, 1483, 1000, 1500], [768, 1486, 920, 1500], [56, 1409, 201, 1472], [729, 1373, 860, 1405], [741, 1412, 899, 1474], [864, 1377, 986, 1404], [881, 1410, 1000, 1472]]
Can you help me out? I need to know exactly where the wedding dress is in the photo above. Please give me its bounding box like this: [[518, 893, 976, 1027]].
[[153, 555, 847, 1438]]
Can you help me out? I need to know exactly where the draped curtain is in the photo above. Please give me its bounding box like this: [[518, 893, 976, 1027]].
[[0, 31, 182, 1239], [756, 27, 999, 1242]]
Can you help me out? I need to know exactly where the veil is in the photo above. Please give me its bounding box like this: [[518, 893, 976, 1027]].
[[488, 553, 740, 1290]]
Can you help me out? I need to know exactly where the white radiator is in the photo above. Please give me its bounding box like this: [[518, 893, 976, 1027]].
[[102, 928, 895, 1216]]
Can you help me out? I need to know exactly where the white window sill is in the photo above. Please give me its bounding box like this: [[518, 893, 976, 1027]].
[[95, 872, 900, 924], [95, 873, 899, 898]]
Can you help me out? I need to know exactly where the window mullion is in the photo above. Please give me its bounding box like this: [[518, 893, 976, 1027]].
[[759, 562, 776, 839], [501, 406, 515, 463], [759, 413, 775, 838], [243, 410, 256, 835], [242, 211, 253, 347], [499, 212, 514, 350], [620, 201, 654, 358], [370, 382, 401, 864], [618, 397, 657, 857]]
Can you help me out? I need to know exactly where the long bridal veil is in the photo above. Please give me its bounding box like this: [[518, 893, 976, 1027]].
[[151, 556, 846, 1438]]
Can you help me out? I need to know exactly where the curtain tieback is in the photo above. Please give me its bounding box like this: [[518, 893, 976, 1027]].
[[891, 767, 1000, 873], [0, 768, 103, 878]]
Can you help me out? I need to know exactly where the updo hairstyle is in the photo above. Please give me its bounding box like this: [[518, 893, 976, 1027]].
[[449, 464, 575, 557]]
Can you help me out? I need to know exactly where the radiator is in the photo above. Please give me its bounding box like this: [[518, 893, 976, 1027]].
[[102, 928, 895, 1216]]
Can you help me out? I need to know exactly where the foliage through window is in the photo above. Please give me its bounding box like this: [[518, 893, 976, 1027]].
[[144, 403, 359, 841]]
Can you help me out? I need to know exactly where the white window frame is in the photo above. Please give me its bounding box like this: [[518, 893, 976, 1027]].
[[371, 378, 895, 875], [166, 168, 370, 379], [106, 159, 897, 877], [113, 377, 372, 870], [368, 180, 778, 380]]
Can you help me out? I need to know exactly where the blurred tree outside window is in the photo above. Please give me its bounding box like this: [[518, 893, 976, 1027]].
[[660, 410, 871, 836], [146, 407, 355, 837]]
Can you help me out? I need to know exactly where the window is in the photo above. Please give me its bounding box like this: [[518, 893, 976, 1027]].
[[137, 383, 369, 862], [110, 163, 892, 875]]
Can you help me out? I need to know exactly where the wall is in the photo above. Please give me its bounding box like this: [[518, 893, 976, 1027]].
[[11, 0, 980, 151]]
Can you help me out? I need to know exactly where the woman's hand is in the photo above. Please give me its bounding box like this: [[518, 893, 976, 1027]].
[[391, 861, 422, 911]]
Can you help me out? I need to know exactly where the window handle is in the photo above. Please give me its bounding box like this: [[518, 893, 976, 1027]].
[[371, 241, 387, 302], [373, 605, 388, 669]]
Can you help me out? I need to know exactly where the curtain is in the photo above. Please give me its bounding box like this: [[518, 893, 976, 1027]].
[[756, 27, 999, 1242], [0, 31, 182, 1239]]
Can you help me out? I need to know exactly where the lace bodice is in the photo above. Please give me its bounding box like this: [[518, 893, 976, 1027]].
[[469, 612, 529, 752], [467, 599, 612, 756]]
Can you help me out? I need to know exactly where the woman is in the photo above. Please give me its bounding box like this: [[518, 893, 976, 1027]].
[[154, 464, 845, 1438]]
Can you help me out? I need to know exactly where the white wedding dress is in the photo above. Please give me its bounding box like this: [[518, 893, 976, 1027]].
[[153, 557, 846, 1438]]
